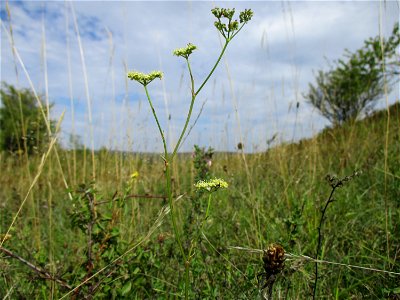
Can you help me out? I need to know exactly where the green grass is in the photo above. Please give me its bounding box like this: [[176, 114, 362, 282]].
[[1, 103, 399, 299]]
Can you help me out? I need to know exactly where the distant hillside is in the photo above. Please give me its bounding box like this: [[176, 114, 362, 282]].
[[261, 102, 400, 175]]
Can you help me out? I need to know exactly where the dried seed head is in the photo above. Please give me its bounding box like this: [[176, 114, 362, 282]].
[[262, 244, 285, 275]]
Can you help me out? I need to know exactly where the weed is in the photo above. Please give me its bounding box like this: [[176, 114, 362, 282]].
[[127, 7, 253, 298], [313, 170, 361, 299]]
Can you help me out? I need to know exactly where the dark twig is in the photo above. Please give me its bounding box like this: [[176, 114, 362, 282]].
[[313, 184, 336, 299], [313, 171, 360, 299], [0, 246, 71, 289]]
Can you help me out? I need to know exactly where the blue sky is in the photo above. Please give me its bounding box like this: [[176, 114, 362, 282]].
[[1, 1, 399, 152]]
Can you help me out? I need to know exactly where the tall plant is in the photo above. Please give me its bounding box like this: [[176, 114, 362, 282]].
[[127, 7, 253, 298]]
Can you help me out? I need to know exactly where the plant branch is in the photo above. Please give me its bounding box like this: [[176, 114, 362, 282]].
[[144, 85, 168, 155], [195, 41, 229, 96], [313, 186, 336, 299], [179, 98, 207, 150], [0, 246, 72, 290], [313, 171, 360, 299], [172, 58, 196, 158]]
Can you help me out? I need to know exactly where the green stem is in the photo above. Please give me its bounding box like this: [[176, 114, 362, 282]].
[[144, 86, 168, 155], [172, 41, 230, 158], [172, 59, 196, 158], [205, 193, 212, 221], [195, 41, 229, 96], [185, 261, 190, 299], [230, 23, 247, 41], [144, 36, 232, 300], [144, 84, 188, 298], [164, 159, 185, 259], [199, 193, 213, 241], [171, 43, 229, 297]]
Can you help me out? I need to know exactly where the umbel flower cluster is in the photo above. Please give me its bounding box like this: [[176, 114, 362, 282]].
[[127, 70, 163, 86], [211, 7, 253, 40], [173, 43, 197, 59], [127, 7, 253, 88], [194, 178, 228, 192]]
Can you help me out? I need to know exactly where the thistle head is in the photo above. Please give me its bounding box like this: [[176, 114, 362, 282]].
[[127, 70, 163, 86]]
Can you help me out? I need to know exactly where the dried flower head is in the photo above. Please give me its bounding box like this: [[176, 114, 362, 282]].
[[194, 178, 228, 192], [173, 43, 197, 59], [262, 243, 285, 276], [127, 70, 163, 86], [258, 243, 285, 298]]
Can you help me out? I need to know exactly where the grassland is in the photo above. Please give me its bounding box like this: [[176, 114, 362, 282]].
[[1, 103, 399, 299]]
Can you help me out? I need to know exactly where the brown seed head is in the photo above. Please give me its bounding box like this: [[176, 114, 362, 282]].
[[262, 244, 285, 275]]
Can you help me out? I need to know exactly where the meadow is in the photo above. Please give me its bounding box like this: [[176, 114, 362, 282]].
[[1, 102, 399, 299], [1, 3, 399, 299]]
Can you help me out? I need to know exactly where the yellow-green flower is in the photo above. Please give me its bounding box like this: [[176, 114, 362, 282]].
[[194, 178, 228, 192], [211, 7, 253, 40], [127, 70, 163, 86], [130, 171, 139, 180], [173, 43, 197, 59]]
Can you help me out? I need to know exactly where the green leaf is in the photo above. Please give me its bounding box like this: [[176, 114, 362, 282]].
[[120, 281, 132, 296], [103, 284, 111, 292]]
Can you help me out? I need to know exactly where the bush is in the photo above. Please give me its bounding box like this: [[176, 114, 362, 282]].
[[0, 82, 54, 155]]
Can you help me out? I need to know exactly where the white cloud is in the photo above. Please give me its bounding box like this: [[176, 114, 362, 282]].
[[1, 1, 398, 153]]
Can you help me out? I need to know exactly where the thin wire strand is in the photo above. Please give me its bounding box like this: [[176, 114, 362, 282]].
[[228, 246, 400, 276]]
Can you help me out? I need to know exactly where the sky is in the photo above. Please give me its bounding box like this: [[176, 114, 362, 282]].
[[1, 1, 399, 153]]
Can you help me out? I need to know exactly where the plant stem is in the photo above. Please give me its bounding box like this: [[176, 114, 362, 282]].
[[165, 159, 189, 298], [198, 193, 213, 235], [195, 41, 229, 96], [205, 193, 212, 221], [185, 259, 190, 299], [144, 84, 188, 297], [172, 41, 229, 159], [144, 86, 168, 155], [0, 246, 72, 290], [172, 59, 196, 158], [165, 158, 185, 260], [144, 38, 230, 300], [313, 186, 336, 299]]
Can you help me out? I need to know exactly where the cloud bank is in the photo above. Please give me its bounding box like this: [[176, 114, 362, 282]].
[[1, 1, 398, 152]]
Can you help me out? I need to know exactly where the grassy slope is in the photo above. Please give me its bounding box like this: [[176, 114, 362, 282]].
[[1, 102, 399, 299]]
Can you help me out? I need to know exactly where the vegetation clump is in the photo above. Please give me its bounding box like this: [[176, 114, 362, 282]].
[[304, 22, 399, 125], [0, 82, 54, 155]]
